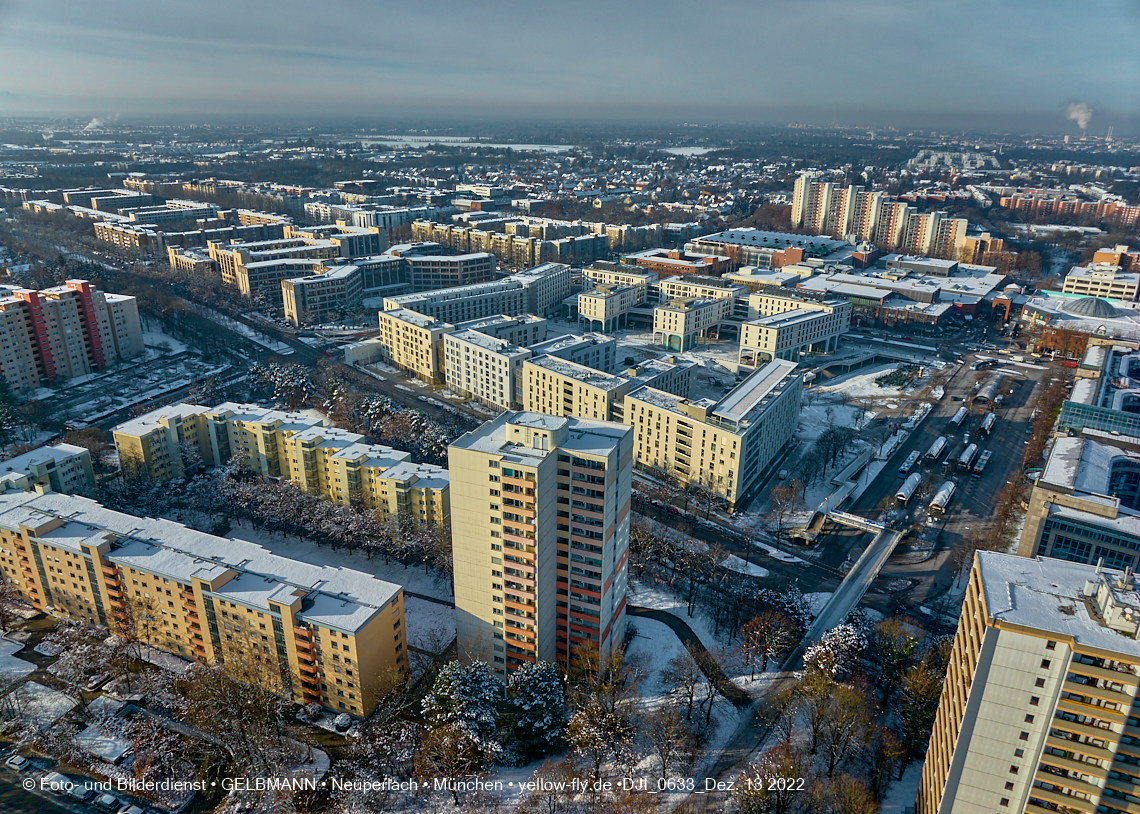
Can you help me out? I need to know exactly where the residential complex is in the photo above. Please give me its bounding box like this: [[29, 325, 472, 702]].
[[0, 280, 143, 393], [448, 411, 633, 677], [577, 285, 643, 332], [0, 444, 95, 495], [0, 490, 406, 717], [522, 355, 695, 422], [739, 299, 850, 364], [112, 402, 449, 526], [623, 359, 803, 509], [443, 329, 533, 412], [375, 309, 455, 384], [918, 551, 1140, 814], [653, 297, 731, 351], [383, 263, 570, 323]]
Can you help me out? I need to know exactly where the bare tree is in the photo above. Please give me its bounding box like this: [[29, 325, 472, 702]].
[[662, 650, 702, 720], [642, 703, 696, 781], [769, 479, 804, 549]]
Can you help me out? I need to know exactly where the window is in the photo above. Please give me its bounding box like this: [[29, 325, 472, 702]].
[[1029, 696, 1039, 705], [1024, 714, 1034, 723], [999, 799, 1009, 807], [1035, 677, 1045, 688], [1040, 659, 1051, 669], [1045, 640, 1056, 650], [1008, 766, 1018, 775], [1018, 731, 1028, 741], [1004, 782, 1014, 791], [1013, 749, 1024, 758]]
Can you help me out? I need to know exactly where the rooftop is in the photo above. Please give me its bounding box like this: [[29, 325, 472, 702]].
[[527, 356, 628, 391], [0, 492, 400, 633], [112, 403, 214, 437]]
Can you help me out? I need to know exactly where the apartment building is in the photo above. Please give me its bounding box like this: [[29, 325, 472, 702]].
[[113, 402, 449, 526], [455, 314, 547, 348], [522, 355, 695, 423], [448, 411, 632, 677], [443, 330, 532, 412], [405, 253, 494, 291], [1062, 263, 1140, 302], [512, 263, 572, 317], [918, 550, 1140, 814], [626, 248, 732, 278], [739, 300, 850, 364], [581, 263, 657, 295], [653, 298, 731, 351], [686, 228, 848, 270], [0, 444, 94, 495], [383, 279, 528, 324], [0, 490, 405, 717], [0, 280, 143, 393], [526, 333, 617, 373], [624, 359, 803, 509], [577, 285, 642, 332], [375, 308, 453, 384]]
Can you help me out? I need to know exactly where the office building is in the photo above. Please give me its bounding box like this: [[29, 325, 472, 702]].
[[653, 297, 731, 351], [383, 263, 568, 324], [1062, 263, 1140, 302], [443, 330, 532, 412], [739, 300, 850, 364], [1018, 428, 1140, 572], [282, 256, 410, 325], [0, 444, 95, 495], [686, 228, 849, 269], [112, 402, 448, 527], [0, 280, 144, 394], [448, 411, 633, 677], [522, 355, 695, 423], [918, 550, 1140, 814], [625, 248, 732, 278], [624, 359, 803, 509], [0, 490, 406, 717]]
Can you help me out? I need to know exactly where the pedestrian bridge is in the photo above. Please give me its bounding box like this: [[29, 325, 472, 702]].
[[826, 510, 886, 534]]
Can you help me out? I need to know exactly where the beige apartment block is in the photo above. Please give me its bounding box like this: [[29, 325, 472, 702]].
[[448, 412, 632, 678], [527, 333, 617, 373], [443, 330, 532, 412], [522, 355, 695, 423], [576, 285, 643, 332], [624, 359, 802, 509], [0, 490, 406, 717], [113, 402, 449, 527], [739, 299, 849, 364], [653, 297, 731, 352], [0, 444, 94, 495], [376, 308, 453, 384], [581, 263, 657, 294], [918, 551, 1140, 814]]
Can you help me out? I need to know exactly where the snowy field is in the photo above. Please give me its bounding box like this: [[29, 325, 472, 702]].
[[404, 597, 456, 652], [226, 521, 454, 602], [719, 554, 768, 578], [815, 363, 903, 398]]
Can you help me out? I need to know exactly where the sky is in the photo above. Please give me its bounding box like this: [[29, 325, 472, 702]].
[[1, 0, 1138, 134]]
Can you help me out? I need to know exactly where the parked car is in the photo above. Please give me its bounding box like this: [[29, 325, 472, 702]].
[[42, 771, 70, 794], [67, 782, 97, 802], [3, 754, 28, 771], [85, 672, 112, 692], [93, 793, 123, 811], [334, 713, 353, 732]]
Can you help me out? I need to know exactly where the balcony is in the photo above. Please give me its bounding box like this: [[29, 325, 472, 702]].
[[1057, 696, 1126, 724], [1068, 660, 1139, 685], [1063, 678, 1131, 704], [101, 563, 118, 577], [1037, 752, 1108, 781], [180, 589, 196, 603], [104, 587, 122, 599]]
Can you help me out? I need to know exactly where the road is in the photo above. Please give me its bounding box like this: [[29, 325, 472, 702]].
[[804, 528, 905, 645]]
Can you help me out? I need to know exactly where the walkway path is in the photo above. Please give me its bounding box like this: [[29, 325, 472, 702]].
[[628, 605, 751, 708]]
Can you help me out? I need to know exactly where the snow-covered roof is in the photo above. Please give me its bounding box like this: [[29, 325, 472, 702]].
[[113, 403, 214, 437], [0, 491, 400, 633], [977, 551, 1140, 655]]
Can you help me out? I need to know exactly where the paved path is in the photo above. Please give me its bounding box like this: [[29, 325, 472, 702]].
[[805, 528, 905, 646], [628, 605, 750, 708]]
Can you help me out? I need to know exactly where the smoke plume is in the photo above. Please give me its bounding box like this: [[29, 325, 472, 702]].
[[1066, 101, 1093, 131]]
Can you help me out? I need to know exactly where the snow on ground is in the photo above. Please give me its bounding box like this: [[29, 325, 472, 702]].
[[138, 643, 194, 675], [816, 363, 902, 398], [15, 681, 77, 730], [225, 520, 453, 602], [625, 616, 745, 789], [803, 592, 833, 619], [0, 638, 35, 680], [404, 597, 456, 652], [76, 725, 133, 763], [798, 401, 863, 443], [141, 328, 188, 355], [879, 762, 921, 814], [719, 555, 768, 578]]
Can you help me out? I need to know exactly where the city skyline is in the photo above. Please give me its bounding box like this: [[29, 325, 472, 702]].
[[1, 0, 1138, 133]]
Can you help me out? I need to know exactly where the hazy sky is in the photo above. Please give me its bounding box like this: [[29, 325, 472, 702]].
[[2, 0, 1138, 133]]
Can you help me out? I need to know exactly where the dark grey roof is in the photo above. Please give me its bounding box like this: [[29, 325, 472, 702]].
[[1063, 296, 1117, 318]]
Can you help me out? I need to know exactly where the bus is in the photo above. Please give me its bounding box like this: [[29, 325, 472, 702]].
[[949, 407, 968, 429], [957, 443, 979, 471], [972, 449, 993, 477], [929, 481, 957, 514], [924, 436, 948, 462], [899, 450, 921, 479], [979, 412, 997, 436], [895, 473, 922, 505]]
